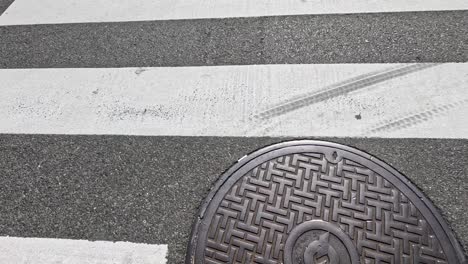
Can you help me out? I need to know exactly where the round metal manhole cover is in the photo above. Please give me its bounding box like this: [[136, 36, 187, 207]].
[[187, 140, 466, 264]]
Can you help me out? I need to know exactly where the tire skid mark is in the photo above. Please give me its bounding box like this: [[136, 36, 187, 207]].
[[251, 63, 440, 121], [365, 98, 468, 135]]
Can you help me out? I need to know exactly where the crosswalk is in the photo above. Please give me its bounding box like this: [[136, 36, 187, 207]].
[[1, 64, 467, 138], [0, 0, 467, 263], [0, 237, 167, 264], [2, 0, 467, 25]]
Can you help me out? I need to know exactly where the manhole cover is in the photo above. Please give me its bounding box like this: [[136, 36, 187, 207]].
[[187, 140, 466, 264]]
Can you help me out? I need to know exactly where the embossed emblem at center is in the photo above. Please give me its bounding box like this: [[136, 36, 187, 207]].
[[304, 232, 339, 264], [284, 220, 360, 264]]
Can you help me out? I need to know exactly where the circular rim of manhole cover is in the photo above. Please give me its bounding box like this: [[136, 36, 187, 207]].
[[186, 140, 466, 264]]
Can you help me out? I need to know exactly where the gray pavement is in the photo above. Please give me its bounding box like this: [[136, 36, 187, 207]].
[[1, 4, 467, 263], [0, 135, 466, 263], [0, 10, 467, 68]]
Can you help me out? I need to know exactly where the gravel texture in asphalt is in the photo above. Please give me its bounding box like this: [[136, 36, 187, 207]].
[[0, 135, 466, 263]]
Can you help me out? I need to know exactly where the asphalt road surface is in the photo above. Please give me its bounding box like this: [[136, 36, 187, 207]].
[[1, 135, 467, 262], [0, 0, 467, 263]]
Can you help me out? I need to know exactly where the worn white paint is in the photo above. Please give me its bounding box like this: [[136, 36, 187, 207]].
[[1, 63, 467, 138], [0, 236, 167, 264], [0, 0, 467, 25]]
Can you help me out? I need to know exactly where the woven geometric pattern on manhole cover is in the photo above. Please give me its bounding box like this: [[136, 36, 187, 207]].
[[188, 141, 465, 264], [206, 154, 445, 263]]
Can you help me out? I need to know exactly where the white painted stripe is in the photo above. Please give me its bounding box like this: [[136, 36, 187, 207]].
[[0, 236, 167, 264], [0, 0, 467, 26], [1, 63, 467, 138]]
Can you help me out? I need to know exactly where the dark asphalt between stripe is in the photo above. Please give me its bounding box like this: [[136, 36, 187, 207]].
[[1, 10, 467, 68], [0, 135, 466, 263]]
